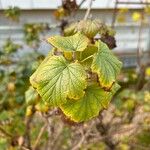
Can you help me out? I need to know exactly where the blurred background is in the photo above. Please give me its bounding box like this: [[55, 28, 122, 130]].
[[0, 0, 150, 150]]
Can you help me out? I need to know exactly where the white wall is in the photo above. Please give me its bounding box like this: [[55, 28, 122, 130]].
[[0, 7, 150, 67], [0, 0, 147, 10], [0, 9, 149, 52]]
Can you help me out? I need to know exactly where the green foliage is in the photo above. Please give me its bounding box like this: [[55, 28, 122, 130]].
[[64, 19, 115, 37], [60, 83, 120, 122], [25, 86, 39, 105], [2, 39, 21, 54], [0, 4, 150, 149], [30, 55, 87, 106], [137, 130, 150, 146], [47, 32, 89, 52], [30, 19, 122, 122], [23, 23, 48, 47], [4, 6, 21, 22], [91, 41, 122, 88], [76, 45, 98, 68]]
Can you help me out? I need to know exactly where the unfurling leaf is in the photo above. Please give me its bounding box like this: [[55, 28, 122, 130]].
[[77, 19, 102, 38], [47, 32, 89, 52], [64, 19, 102, 38], [30, 55, 87, 106], [91, 41, 122, 88], [60, 83, 120, 122]]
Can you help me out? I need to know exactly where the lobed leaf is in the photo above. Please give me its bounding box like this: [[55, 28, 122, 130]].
[[91, 41, 122, 88], [60, 83, 120, 122], [47, 32, 89, 52], [30, 55, 87, 106]]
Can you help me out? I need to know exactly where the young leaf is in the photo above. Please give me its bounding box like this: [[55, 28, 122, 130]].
[[77, 19, 102, 38], [64, 22, 78, 36], [91, 41, 122, 88], [30, 55, 87, 106], [60, 83, 120, 122], [47, 32, 89, 52], [25, 86, 39, 105]]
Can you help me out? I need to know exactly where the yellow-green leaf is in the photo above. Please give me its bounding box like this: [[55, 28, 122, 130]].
[[30, 55, 87, 106], [64, 20, 102, 38], [100, 83, 120, 108], [47, 32, 89, 52], [60, 83, 120, 122], [64, 22, 78, 36], [76, 45, 98, 68], [25, 86, 39, 105], [91, 41, 122, 88], [77, 19, 102, 38]]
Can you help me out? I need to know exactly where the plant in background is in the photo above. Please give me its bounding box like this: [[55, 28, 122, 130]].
[[4, 6, 21, 22], [23, 23, 49, 48], [132, 11, 142, 22], [0, 39, 21, 65], [30, 19, 122, 122], [2, 38, 21, 54], [117, 6, 150, 24], [116, 8, 128, 23]]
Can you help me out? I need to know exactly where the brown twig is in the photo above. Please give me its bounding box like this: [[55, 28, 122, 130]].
[[32, 124, 47, 150], [24, 116, 33, 150], [72, 122, 94, 150]]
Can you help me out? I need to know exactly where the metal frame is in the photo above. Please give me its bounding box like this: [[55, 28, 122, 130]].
[[112, 0, 150, 68]]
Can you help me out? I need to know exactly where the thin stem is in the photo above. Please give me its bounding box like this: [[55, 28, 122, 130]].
[[81, 55, 93, 62], [33, 124, 47, 150], [24, 116, 33, 149], [84, 0, 93, 20], [72, 51, 76, 60]]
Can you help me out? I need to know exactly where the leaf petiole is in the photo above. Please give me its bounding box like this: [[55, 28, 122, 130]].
[[80, 55, 94, 63]]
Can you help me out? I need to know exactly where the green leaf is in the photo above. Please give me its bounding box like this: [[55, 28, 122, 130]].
[[76, 45, 98, 68], [25, 86, 39, 105], [100, 83, 120, 108], [91, 41, 122, 88], [30, 55, 87, 106], [47, 32, 89, 52], [77, 19, 102, 38], [60, 83, 120, 122]]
